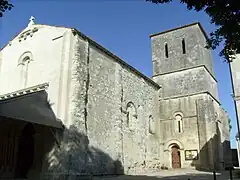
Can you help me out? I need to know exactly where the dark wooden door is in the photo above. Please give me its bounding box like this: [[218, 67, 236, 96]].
[[15, 123, 35, 178], [171, 146, 181, 168]]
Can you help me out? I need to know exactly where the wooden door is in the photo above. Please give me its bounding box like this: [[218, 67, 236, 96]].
[[15, 123, 35, 178], [171, 146, 181, 168]]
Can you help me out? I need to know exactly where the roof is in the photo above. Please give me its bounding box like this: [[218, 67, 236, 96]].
[[149, 22, 209, 40], [0, 83, 49, 101], [0, 83, 64, 129], [1, 23, 161, 89]]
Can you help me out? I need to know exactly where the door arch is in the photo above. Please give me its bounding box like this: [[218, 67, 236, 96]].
[[15, 123, 35, 178], [171, 144, 181, 168]]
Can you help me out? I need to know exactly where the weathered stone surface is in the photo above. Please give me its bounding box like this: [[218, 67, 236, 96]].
[[151, 23, 213, 76], [0, 21, 231, 179], [150, 23, 230, 171]]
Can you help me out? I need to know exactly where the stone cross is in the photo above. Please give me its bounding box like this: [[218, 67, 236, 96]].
[[28, 16, 35, 26]]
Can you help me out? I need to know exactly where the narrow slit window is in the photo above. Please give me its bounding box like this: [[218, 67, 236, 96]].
[[165, 43, 169, 58], [175, 114, 183, 133], [182, 39, 186, 54], [178, 121, 181, 133]]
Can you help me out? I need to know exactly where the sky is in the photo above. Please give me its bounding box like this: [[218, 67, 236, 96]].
[[0, 1, 237, 147]]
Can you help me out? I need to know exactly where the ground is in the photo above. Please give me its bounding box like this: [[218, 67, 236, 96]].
[[93, 169, 236, 180]]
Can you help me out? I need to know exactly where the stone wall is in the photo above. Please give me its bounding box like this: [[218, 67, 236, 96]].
[[153, 66, 218, 100], [151, 23, 213, 76], [47, 34, 161, 176], [157, 91, 229, 170], [215, 104, 231, 168], [150, 22, 230, 171], [0, 22, 232, 179], [86, 41, 160, 174], [230, 54, 240, 135], [0, 25, 70, 118], [195, 94, 230, 170], [196, 95, 217, 170], [159, 94, 201, 168]]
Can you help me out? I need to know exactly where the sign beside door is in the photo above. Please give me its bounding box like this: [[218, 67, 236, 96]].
[[185, 150, 198, 160]]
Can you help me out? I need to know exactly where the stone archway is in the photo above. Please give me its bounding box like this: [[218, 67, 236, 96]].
[[171, 144, 181, 169], [15, 123, 35, 178]]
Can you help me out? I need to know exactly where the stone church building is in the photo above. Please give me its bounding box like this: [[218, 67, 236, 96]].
[[0, 17, 231, 179]]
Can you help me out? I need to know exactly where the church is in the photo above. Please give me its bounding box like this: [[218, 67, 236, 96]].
[[0, 17, 231, 179]]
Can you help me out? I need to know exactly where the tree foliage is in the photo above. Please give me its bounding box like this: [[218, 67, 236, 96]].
[[0, 0, 13, 17], [147, 0, 240, 62]]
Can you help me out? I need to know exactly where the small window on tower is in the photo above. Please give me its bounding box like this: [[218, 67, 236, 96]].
[[182, 39, 186, 54], [175, 114, 183, 133], [165, 43, 169, 58]]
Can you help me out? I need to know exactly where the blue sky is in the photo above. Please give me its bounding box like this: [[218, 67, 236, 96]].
[[0, 1, 237, 147]]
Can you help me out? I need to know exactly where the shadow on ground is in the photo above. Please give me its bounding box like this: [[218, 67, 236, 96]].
[[93, 171, 229, 180]]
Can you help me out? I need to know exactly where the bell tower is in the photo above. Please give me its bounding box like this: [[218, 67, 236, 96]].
[[150, 22, 218, 100]]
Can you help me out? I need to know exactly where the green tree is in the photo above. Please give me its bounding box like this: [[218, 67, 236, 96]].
[[146, 0, 240, 62], [0, 0, 13, 17]]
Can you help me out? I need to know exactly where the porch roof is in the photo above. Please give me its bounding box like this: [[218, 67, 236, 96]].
[[0, 83, 64, 129]]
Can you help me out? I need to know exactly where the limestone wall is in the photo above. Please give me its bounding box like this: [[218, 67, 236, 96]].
[[86, 42, 160, 174], [49, 34, 161, 176], [159, 94, 201, 168], [214, 104, 231, 168], [158, 92, 230, 170], [230, 54, 240, 133], [195, 94, 230, 170], [153, 66, 218, 100], [0, 25, 73, 123], [196, 95, 217, 170], [151, 23, 214, 76]]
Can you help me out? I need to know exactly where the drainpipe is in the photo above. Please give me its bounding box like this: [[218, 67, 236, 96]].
[[228, 61, 240, 167]]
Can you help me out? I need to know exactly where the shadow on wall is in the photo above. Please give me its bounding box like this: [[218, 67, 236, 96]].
[[190, 122, 231, 171], [44, 125, 124, 178], [0, 88, 124, 178], [231, 149, 239, 167]]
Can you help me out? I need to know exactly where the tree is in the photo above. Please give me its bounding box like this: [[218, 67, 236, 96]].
[[146, 0, 240, 62], [0, 0, 13, 17]]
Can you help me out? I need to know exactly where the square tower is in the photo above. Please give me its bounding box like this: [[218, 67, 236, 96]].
[[150, 22, 219, 100], [150, 23, 230, 170], [151, 22, 213, 76]]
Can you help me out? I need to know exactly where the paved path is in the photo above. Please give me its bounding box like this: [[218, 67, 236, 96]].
[[94, 169, 237, 180]]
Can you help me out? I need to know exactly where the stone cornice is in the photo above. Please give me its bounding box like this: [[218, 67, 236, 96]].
[[0, 83, 49, 101], [17, 27, 39, 42], [160, 91, 221, 105], [149, 22, 209, 41], [152, 65, 217, 83]]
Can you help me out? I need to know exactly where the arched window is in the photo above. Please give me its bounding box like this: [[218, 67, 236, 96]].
[[126, 102, 137, 128], [149, 115, 155, 134], [18, 51, 33, 65], [175, 114, 183, 133], [182, 39, 186, 54], [165, 43, 169, 58], [18, 52, 33, 88]]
